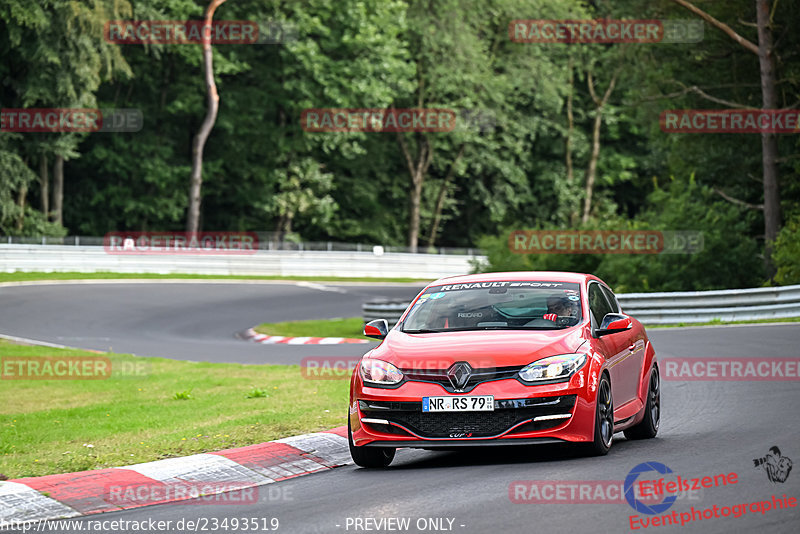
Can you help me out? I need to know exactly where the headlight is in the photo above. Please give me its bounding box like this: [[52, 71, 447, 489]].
[[359, 359, 404, 385], [519, 354, 586, 382]]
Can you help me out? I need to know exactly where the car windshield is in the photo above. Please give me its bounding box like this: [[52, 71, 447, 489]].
[[401, 281, 583, 333]]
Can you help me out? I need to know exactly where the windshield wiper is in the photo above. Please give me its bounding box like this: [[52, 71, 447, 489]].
[[402, 325, 566, 334], [460, 326, 559, 331]]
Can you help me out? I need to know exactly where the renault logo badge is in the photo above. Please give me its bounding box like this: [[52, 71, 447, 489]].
[[447, 362, 472, 390]]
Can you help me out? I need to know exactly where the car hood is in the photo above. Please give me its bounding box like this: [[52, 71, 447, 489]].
[[369, 327, 588, 369]]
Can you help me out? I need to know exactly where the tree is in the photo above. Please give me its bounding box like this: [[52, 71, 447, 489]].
[[186, 0, 227, 233], [669, 0, 782, 270], [0, 0, 132, 233]]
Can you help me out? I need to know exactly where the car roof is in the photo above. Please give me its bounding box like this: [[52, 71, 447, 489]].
[[427, 271, 603, 287]]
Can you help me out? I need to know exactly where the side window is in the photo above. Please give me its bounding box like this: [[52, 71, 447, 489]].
[[600, 285, 620, 314], [588, 283, 613, 328]]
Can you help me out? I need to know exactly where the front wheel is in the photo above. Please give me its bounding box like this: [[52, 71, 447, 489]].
[[348, 417, 395, 468], [583, 373, 614, 456], [624, 366, 660, 440]]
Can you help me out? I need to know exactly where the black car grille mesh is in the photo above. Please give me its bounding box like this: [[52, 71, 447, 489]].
[[360, 395, 576, 438]]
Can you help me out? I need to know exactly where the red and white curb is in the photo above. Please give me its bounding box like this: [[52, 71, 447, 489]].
[[242, 328, 368, 345], [0, 427, 351, 525]]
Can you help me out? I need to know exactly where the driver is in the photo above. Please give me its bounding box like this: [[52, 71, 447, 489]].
[[543, 295, 579, 322]]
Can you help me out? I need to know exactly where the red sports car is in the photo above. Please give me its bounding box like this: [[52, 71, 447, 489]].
[[348, 271, 660, 467]]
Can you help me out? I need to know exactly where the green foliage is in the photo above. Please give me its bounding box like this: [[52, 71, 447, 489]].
[[0, 0, 797, 291], [772, 214, 800, 285], [0, 136, 39, 233], [172, 389, 193, 401], [245, 387, 269, 399], [3, 208, 68, 237], [475, 175, 763, 292]]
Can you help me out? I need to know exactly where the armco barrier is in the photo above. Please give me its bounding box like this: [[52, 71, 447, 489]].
[[0, 245, 483, 280], [361, 300, 415, 327], [617, 285, 800, 324], [363, 284, 800, 326]]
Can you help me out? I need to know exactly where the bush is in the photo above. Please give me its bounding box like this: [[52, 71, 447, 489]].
[[1, 207, 68, 237], [772, 214, 800, 285]]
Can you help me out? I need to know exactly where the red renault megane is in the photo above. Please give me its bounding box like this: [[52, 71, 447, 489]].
[[348, 271, 660, 467]]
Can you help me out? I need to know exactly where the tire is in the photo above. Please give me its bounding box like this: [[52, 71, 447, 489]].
[[348, 417, 395, 468], [583, 373, 614, 456], [624, 366, 660, 440]]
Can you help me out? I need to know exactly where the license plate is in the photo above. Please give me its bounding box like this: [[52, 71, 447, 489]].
[[422, 395, 494, 412]]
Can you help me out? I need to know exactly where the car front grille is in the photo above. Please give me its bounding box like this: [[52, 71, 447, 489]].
[[359, 395, 576, 438], [401, 366, 522, 393]]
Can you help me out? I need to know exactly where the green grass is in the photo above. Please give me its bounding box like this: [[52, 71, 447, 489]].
[[0, 340, 349, 479], [0, 272, 427, 284], [253, 315, 800, 339], [254, 317, 366, 339], [648, 317, 800, 328]]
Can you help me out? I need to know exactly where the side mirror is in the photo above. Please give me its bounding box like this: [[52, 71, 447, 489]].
[[596, 313, 632, 337], [363, 319, 389, 340]]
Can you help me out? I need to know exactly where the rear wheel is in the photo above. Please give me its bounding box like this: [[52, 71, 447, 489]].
[[583, 374, 614, 456], [348, 417, 395, 468], [624, 366, 660, 440]]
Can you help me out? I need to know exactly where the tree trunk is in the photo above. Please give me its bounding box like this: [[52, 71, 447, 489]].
[[566, 56, 576, 225], [582, 69, 618, 224], [186, 0, 227, 233], [408, 179, 423, 251], [756, 0, 781, 271], [397, 133, 432, 252], [40, 153, 49, 217], [582, 112, 602, 224], [427, 144, 465, 247], [52, 154, 64, 226], [16, 183, 27, 232], [283, 213, 293, 235]]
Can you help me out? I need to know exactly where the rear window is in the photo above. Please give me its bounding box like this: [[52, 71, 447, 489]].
[[401, 281, 583, 333]]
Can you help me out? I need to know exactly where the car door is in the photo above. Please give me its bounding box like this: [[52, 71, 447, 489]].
[[600, 284, 644, 405], [588, 282, 634, 407]]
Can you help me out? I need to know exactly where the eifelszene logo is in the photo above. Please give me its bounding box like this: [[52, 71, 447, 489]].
[[625, 462, 678, 515]]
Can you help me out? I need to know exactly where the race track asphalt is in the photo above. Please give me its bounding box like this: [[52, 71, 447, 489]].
[[0, 281, 423, 364], [2, 281, 799, 533]]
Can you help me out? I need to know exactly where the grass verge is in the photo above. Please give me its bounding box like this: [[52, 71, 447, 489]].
[[0, 272, 427, 284], [253, 318, 366, 339], [0, 339, 348, 479], [253, 316, 800, 338], [647, 317, 800, 328]]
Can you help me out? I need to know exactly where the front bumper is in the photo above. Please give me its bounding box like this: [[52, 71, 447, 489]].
[[350, 371, 597, 447]]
